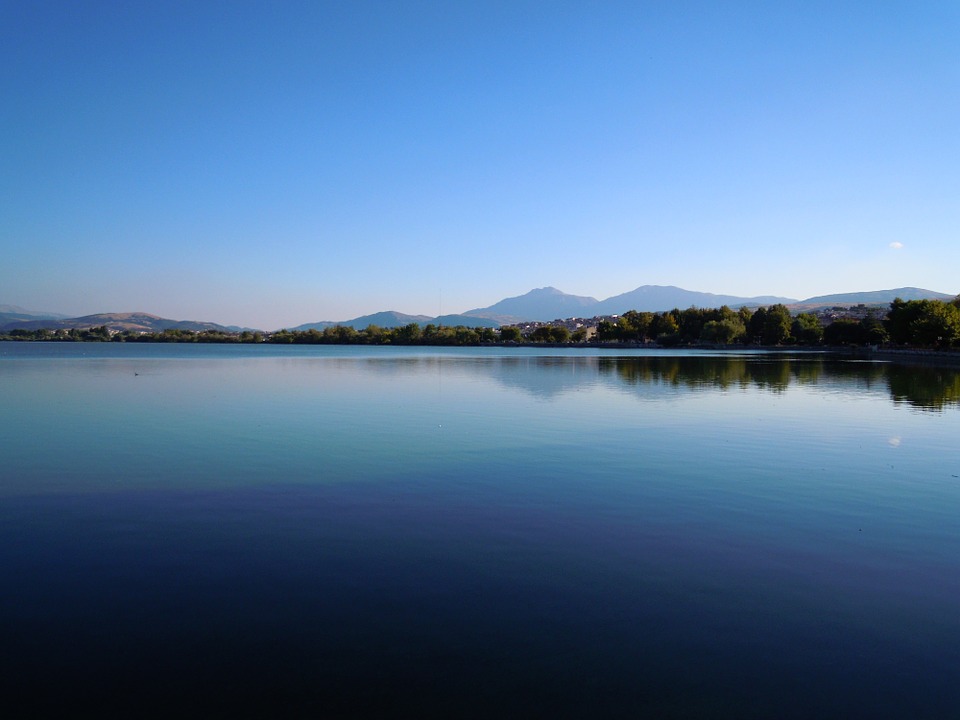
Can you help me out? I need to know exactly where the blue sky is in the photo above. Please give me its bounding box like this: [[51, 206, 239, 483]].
[[3, 1, 958, 329]]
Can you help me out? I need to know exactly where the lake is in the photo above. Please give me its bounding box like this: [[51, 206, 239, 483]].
[[1, 343, 958, 717]]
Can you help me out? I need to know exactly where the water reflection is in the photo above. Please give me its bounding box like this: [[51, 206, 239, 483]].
[[4, 346, 957, 411], [487, 356, 956, 410], [348, 354, 960, 410], [886, 364, 960, 410], [3, 345, 959, 715]]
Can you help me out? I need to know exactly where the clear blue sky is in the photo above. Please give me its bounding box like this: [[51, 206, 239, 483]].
[[3, 1, 958, 329]]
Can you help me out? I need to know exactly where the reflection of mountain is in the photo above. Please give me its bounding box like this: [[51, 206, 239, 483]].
[[353, 355, 605, 400], [477, 356, 604, 400]]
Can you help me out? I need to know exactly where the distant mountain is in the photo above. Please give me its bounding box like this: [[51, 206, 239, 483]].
[[0, 304, 70, 326], [464, 287, 600, 324], [464, 285, 797, 323], [1, 312, 234, 334], [291, 311, 499, 331], [797, 287, 955, 307], [291, 311, 430, 331], [594, 286, 796, 316]]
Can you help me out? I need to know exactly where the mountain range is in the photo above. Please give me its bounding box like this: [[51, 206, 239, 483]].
[[1, 286, 955, 333], [291, 312, 499, 332], [463, 286, 800, 324], [0, 304, 70, 323], [0, 312, 239, 334]]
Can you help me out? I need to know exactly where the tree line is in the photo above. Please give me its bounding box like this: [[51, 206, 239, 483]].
[[596, 304, 840, 346], [595, 297, 960, 349], [2, 297, 959, 348]]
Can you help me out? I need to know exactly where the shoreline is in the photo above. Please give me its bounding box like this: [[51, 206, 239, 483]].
[[5, 338, 960, 368]]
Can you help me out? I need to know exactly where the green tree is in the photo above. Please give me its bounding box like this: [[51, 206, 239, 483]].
[[549, 325, 571, 343], [454, 326, 479, 345], [617, 310, 653, 342], [394, 323, 423, 345], [437, 326, 457, 345], [823, 319, 866, 345], [700, 318, 746, 345], [530, 326, 553, 342], [333, 325, 359, 343], [762, 304, 793, 345], [747, 307, 767, 344], [421, 324, 439, 343], [651, 311, 679, 340], [862, 315, 889, 345], [597, 320, 618, 342], [476, 327, 497, 343], [715, 305, 738, 323], [791, 313, 823, 345], [89, 325, 111, 341], [616, 315, 637, 342], [679, 307, 707, 343], [910, 301, 960, 347], [499, 326, 522, 343], [886, 298, 925, 345]]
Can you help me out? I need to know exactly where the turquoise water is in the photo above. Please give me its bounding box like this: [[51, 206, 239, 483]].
[[1, 343, 958, 716]]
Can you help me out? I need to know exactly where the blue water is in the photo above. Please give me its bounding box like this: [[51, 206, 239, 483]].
[[1, 343, 958, 716]]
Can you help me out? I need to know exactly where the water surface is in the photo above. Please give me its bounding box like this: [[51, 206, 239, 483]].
[[1, 344, 958, 716]]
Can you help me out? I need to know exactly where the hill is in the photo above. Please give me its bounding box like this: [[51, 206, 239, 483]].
[[291, 311, 429, 331], [0, 305, 70, 327], [291, 311, 498, 331], [595, 286, 796, 316], [1, 312, 234, 334], [796, 287, 955, 307]]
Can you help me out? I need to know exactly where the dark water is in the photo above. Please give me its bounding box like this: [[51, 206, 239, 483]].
[[1, 344, 958, 717]]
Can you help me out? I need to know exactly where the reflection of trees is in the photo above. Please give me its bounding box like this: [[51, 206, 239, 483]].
[[886, 365, 960, 411], [346, 354, 960, 411], [602, 356, 754, 391], [747, 359, 792, 393], [599, 356, 848, 393], [600, 357, 797, 393], [596, 356, 958, 410]]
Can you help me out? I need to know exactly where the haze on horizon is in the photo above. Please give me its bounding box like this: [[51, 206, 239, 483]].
[[3, 2, 958, 330]]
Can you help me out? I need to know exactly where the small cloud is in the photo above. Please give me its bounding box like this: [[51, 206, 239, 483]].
[[888, 436, 901, 447], [889, 241, 904, 250]]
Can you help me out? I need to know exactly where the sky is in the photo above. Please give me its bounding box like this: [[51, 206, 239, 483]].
[[2, 1, 958, 330]]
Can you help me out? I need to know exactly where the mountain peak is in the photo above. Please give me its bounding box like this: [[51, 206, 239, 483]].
[[463, 287, 600, 324]]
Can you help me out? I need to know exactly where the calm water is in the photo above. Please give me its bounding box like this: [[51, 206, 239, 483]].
[[1, 343, 959, 717]]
